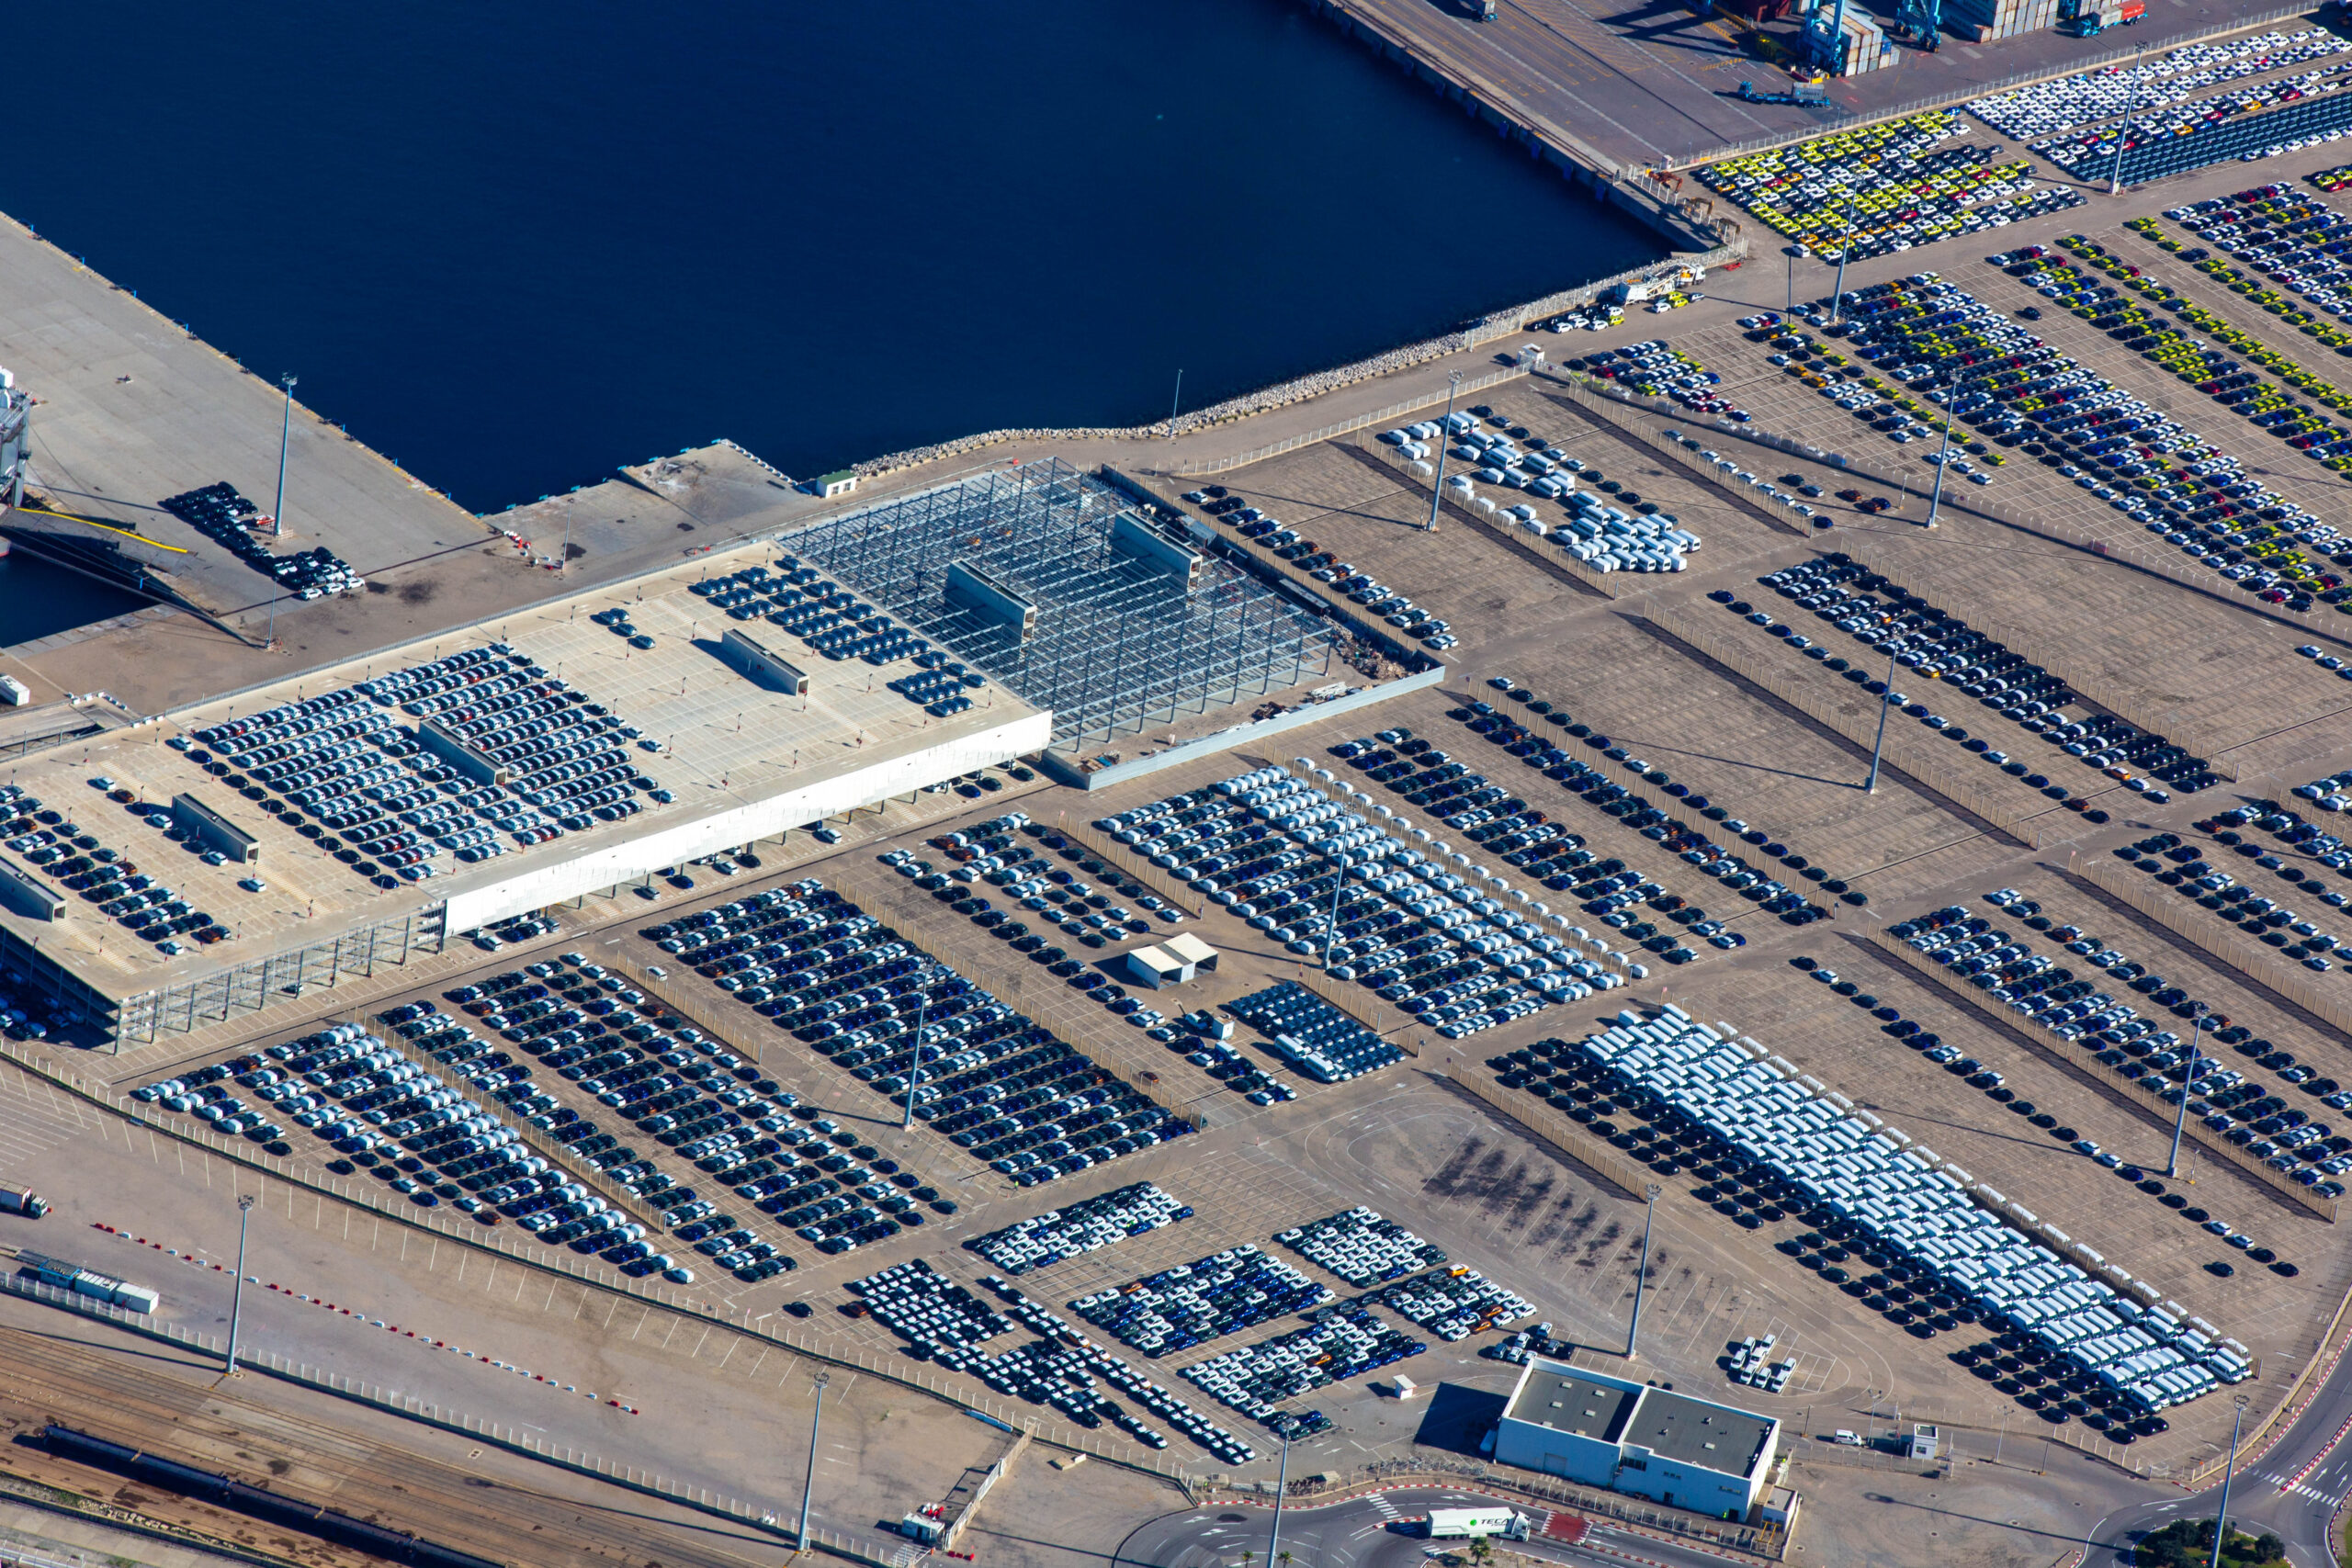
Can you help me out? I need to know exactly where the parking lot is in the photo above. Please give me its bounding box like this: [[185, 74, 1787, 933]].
[[33, 136, 2352, 1552]]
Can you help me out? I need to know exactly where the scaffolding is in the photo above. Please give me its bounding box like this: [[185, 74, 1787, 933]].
[[776, 460, 1331, 745], [108, 903, 447, 1049]]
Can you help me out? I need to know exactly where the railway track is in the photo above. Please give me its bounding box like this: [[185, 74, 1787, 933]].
[[0, 1319, 779, 1568]]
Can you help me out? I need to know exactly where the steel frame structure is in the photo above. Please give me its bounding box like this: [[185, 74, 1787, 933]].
[[107, 903, 447, 1048], [779, 461, 1330, 745]]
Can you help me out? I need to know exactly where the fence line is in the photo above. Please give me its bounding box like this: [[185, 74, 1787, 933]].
[[1057, 816, 1211, 919], [367, 1010, 668, 1235], [1559, 371, 2352, 662], [2181, 1265, 2352, 1490], [1865, 929, 2337, 1219], [0, 1040, 1202, 1492], [1200, 1459, 1786, 1559], [1160, 366, 1530, 478], [1834, 536, 2237, 776], [1291, 967, 1422, 1055], [1353, 437, 1628, 598], [1643, 607, 2044, 846], [1544, 377, 1812, 541], [2067, 855, 2352, 1043], [1448, 1069, 1657, 1201]]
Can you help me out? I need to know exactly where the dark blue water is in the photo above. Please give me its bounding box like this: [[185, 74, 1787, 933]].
[[0, 547, 146, 646], [7, 1, 1657, 514]]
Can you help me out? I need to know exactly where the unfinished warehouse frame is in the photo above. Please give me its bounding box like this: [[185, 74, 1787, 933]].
[[778, 460, 1332, 743], [108, 903, 447, 1049]]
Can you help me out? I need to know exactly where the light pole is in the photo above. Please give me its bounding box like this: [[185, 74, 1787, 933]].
[[1831, 191, 1858, 323], [1266, 1431, 1291, 1568], [272, 374, 298, 538], [1625, 1183, 1663, 1358], [798, 1371, 830, 1549], [2207, 1393, 2251, 1568], [1424, 371, 1464, 532], [901, 979, 933, 1133], [2167, 1014, 2206, 1179], [1923, 375, 1956, 530], [1324, 852, 1354, 971], [1169, 369, 1183, 440], [2109, 54, 2143, 197], [225, 1193, 257, 1374], [1864, 647, 1896, 794]]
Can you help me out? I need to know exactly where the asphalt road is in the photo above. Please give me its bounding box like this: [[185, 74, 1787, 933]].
[[1117, 1323, 2352, 1568], [1115, 1485, 1743, 1568], [2077, 1326, 2352, 1568]]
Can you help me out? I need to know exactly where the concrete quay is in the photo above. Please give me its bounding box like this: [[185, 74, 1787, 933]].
[[1285, 0, 2325, 174]]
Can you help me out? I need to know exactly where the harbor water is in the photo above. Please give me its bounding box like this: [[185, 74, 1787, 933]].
[[4, 0, 1659, 513]]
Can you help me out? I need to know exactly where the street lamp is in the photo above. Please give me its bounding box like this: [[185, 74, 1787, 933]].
[[1266, 1431, 1291, 1568], [901, 980, 933, 1133], [2207, 1393, 2251, 1568], [1864, 646, 1896, 794], [2109, 53, 2144, 197], [272, 374, 298, 539], [1323, 852, 1355, 971], [2167, 1014, 2207, 1179], [798, 1371, 831, 1549], [225, 1192, 257, 1374], [1625, 1183, 1663, 1358], [1831, 190, 1859, 324], [1922, 374, 1957, 531], [1424, 371, 1464, 533]]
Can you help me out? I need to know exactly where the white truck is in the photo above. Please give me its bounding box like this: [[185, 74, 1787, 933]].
[[1423, 1509, 1531, 1541]]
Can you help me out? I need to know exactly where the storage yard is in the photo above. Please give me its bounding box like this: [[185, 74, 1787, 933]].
[[19, 15, 2352, 1568]]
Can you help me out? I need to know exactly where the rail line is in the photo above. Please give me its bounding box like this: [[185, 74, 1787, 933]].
[[0, 1317, 775, 1568]]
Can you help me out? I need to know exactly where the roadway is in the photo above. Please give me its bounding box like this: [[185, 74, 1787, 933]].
[[2077, 1319, 2352, 1568], [1114, 1484, 1739, 1568], [1114, 1314, 2352, 1568]]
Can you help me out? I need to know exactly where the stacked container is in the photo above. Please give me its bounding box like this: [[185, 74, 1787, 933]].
[[1944, 0, 2057, 42]]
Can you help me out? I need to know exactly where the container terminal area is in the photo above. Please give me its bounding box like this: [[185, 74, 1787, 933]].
[[1288, 0, 2333, 191], [17, 16, 2352, 1568]]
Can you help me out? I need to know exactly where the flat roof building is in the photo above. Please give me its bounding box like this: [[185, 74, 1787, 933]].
[[1495, 1358, 1781, 1521], [0, 535, 1050, 1053]]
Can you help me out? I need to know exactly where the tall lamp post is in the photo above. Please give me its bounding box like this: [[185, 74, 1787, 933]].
[[225, 1192, 257, 1374], [1831, 192, 1859, 323], [1625, 1183, 1663, 1359], [272, 374, 298, 538], [2207, 1393, 2251, 1568], [2167, 1014, 2207, 1179], [1923, 374, 1956, 531], [1423, 371, 1464, 532], [1864, 647, 1897, 794], [2109, 53, 2144, 197], [901, 981, 933, 1133], [798, 1371, 831, 1549], [1323, 852, 1355, 971], [1266, 1431, 1292, 1568]]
